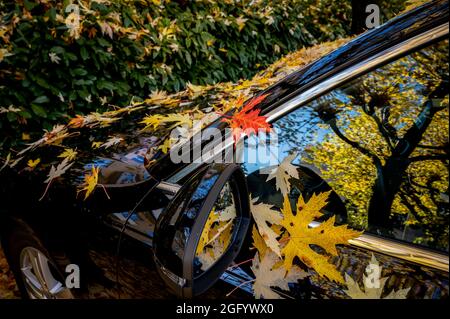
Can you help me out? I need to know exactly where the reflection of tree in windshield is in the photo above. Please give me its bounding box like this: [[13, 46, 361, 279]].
[[275, 40, 449, 251]]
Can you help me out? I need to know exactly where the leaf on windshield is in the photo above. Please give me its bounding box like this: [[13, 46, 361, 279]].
[[250, 197, 283, 257], [260, 152, 299, 196]]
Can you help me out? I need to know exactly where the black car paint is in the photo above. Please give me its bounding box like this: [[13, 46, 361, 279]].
[[0, 0, 448, 299]]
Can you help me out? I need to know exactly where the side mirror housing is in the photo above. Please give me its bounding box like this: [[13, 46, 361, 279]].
[[153, 163, 250, 298]]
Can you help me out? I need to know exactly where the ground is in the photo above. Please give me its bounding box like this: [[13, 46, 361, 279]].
[[0, 247, 19, 299]]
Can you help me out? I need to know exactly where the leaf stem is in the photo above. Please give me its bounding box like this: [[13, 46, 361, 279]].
[[226, 279, 255, 297]]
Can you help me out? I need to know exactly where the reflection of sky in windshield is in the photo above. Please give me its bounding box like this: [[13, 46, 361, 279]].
[[240, 86, 395, 175], [240, 102, 335, 175]]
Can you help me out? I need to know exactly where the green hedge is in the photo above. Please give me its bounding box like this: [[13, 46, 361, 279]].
[[0, 0, 406, 152]]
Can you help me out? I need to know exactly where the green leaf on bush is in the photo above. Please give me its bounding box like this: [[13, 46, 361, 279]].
[[72, 68, 88, 76], [97, 80, 116, 91], [31, 104, 47, 118], [80, 47, 89, 60], [32, 96, 50, 104]]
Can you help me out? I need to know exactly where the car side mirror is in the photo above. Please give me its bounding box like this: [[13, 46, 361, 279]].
[[153, 163, 250, 298]]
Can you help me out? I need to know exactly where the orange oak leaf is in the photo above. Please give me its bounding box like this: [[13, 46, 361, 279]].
[[222, 94, 271, 143]]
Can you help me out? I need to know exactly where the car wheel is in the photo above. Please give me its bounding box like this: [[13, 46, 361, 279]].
[[2, 219, 74, 299]]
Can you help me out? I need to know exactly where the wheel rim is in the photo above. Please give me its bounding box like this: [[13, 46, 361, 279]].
[[19, 247, 74, 299]]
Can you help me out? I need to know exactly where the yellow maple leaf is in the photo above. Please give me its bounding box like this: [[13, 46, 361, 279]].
[[141, 113, 192, 131], [92, 141, 102, 149], [186, 82, 211, 99], [140, 114, 164, 130], [144, 90, 179, 106], [196, 208, 217, 255], [251, 225, 268, 259], [27, 158, 40, 169], [158, 138, 171, 154], [280, 193, 361, 284], [58, 148, 78, 162], [78, 166, 100, 200]]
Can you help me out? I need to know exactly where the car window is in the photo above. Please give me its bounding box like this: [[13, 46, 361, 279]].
[[242, 39, 449, 253]]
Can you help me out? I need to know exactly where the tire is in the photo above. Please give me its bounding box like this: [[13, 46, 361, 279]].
[[1, 219, 74, 299]]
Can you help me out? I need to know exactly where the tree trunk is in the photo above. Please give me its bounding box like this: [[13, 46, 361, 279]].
[[367, 100, 441, 227]]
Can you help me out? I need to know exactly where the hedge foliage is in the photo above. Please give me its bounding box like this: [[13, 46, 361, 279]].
[[0, 0, 407, 152]]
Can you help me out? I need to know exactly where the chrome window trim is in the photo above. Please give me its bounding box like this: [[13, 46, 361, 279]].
[[348, 233, 449, 273], [162, 22, 450, 272], [265, 22, 449, 122], [309, 221, 449, 272], [156, 180, 181, 195]]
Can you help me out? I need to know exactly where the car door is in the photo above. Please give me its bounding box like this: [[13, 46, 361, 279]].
[[108, 161, 252, 298], [240, 32, 449, 298]]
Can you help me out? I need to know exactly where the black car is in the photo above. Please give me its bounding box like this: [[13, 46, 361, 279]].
[[0, 0, 448, 299]]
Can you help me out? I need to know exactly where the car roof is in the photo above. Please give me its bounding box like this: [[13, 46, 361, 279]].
[[255, 0, 449, 116]]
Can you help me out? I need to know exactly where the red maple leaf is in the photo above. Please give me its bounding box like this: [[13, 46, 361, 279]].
[[222, 94, 271, 143]]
